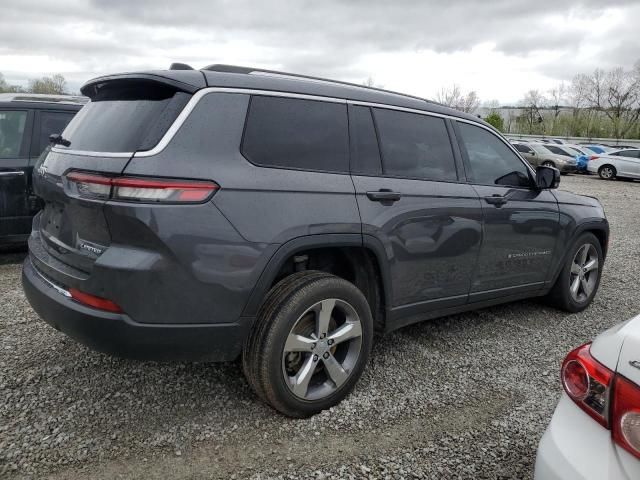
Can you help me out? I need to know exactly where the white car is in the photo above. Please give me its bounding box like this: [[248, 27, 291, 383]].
[[535, 314, 640, 479], [587, 149, 640, 180]]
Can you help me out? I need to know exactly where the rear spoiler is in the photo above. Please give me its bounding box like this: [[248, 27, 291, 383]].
[[81, 71, 206, 98]]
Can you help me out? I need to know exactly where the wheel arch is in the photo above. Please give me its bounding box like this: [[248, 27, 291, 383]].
[[242, 234, 391, 333]]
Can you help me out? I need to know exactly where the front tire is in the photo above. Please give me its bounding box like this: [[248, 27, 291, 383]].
[[542, 161, 555, 168], [242, 271, 373, 418], [545, 233, 603, 312], [598, 165, 616, 180]]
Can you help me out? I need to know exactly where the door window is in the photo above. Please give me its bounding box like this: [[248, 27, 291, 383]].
[[0, 110, 28, 158], [457, 122, 532, 187], [514, 143, 533, 154], [373, 108, 457, 181], [37, 111, 76, 155], [242, 96, 349, 173], [349, 105, 382, 175]]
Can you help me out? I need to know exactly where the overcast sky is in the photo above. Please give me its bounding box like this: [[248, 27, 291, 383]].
[[1, 0, 639, 103]]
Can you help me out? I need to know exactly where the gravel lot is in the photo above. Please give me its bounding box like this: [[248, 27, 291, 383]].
[[1, 175, 639, 480]]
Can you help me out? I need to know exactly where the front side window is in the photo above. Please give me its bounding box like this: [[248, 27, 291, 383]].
[[457, 122, 532, 187], [0, 110, 28, 158], [242, 96, 349, 173], [545, 145, 572, 157], [373, 108, 457, 181], [514, 143, 533, 154]]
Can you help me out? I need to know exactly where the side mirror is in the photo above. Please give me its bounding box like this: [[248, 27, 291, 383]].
[[536, 165, 560, 189], [530, 151, 536, 156]]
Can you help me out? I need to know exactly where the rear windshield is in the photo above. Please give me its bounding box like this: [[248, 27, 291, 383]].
[[58, 81, 191, 153]]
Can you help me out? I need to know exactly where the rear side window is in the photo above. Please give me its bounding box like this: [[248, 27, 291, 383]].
[[457, 122, 531, 187], [60, 81, 191, 153], [242, 96, 349, 173], [0, 110, 28, 158], [349, 105, 382, 175], [37, 111, 76, 155], [373, 108, 457, 181]]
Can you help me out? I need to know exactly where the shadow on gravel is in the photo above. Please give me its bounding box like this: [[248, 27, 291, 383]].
[[0, 245, 27, 265]]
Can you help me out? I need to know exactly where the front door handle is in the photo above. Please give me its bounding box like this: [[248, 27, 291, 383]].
[[366, 189, 402, 204], [0, 170, 25, 177], [484, 194, 508, 207]]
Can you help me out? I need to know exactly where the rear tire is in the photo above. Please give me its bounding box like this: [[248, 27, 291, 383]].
[[598, 165, 616, 180], [242, 271, 373, 418], [545, 233, 603, 313]]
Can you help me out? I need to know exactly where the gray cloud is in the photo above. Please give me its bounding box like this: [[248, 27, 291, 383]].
[[0, 0, 638, 97]]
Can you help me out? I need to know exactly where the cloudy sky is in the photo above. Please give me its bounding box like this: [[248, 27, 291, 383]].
[[1, 0, 639, 103]]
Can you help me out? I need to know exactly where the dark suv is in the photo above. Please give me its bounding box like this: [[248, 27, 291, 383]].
[[0, 93, 84, 245], [22, 65, 609, 417]]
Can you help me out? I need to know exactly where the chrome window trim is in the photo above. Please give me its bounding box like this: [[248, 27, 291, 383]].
[[47, 86, 531, 174]]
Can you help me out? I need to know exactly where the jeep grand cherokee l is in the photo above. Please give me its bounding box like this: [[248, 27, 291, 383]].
[[22, 64, 609, 417]]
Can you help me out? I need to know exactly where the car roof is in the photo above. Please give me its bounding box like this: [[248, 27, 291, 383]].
[[0, 93, 87, 108], [81, 64, 488, 127]]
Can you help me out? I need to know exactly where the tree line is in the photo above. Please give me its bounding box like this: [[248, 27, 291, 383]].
[[0, 73, 68, 95], [436, 60, 640, 140]]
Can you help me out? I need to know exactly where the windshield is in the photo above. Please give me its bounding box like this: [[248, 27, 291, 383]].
[[58, 81, 191, 153]]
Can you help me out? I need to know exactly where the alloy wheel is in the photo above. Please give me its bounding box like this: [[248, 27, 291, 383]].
[[282, 298, 363, 401], [600, 167, 614, 179], [569, 244, 599, 303]]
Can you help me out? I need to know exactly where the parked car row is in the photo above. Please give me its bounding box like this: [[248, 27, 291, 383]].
[[510, 138, 640, 181]]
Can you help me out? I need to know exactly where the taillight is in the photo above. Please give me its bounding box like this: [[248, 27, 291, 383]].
[[561, 343, 613, 427], [588, 155, 599, 161], [69, 288, 123, 313], [65, 171, 218, 203], [612, 375, 640, 459]]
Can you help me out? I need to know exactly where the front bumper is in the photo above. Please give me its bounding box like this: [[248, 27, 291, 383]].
[[22, 258, 251, 361], [534, 394, 639, 480], [557, 163, 578, 173]]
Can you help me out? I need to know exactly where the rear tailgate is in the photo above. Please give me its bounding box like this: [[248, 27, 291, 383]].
[[31, 77, 194, 274]]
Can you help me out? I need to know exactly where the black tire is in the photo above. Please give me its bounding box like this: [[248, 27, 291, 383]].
[[545, 232, 603, 313], [242, 271, 373, 418], [598, 165, 616, 180]]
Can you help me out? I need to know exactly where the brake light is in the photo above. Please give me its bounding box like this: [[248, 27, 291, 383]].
[[65, 171, 218, 203], [69, 288, 123, 313], [561, 343, 613, 427], [589, 155, 599, 161], [612, 375, 640, 459]]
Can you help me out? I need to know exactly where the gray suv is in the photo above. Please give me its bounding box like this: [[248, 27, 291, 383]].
[[22, 65, 609, 417]]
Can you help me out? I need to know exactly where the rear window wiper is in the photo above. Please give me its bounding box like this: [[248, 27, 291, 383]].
[[49, 133, 71, 147]]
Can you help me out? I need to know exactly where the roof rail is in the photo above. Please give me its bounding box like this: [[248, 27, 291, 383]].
[[202, 64, 436, 106], [0, 93, 88, 105]]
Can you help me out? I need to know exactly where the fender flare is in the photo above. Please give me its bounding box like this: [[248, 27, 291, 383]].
[[548, 218, 609, 288], [241, 233, 393, 317]]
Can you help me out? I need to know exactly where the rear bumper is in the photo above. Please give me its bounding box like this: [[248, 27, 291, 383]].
[[534, 394, 639, 480], [22, 258, 251, 361]]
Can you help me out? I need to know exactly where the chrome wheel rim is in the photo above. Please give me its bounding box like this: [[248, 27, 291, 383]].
[[569, 244, 599, 303], [542, 161, 554, 167], [600, 167, 614, 179], [282, 298, 362, 401]]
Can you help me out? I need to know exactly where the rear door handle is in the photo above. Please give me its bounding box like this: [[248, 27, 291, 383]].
[[484, 194, 508, 207], [366, 190, 402, 204]]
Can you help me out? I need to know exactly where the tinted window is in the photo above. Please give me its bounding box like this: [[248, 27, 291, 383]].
[[37, 111, 75, 155], [373, 108, 457, 181], [0, 110, 27, 158], [349, 105, 382, 175], [60, 81, 190, 153], [615, 149, 640, 158], [242, 96, 349, 173], [457, 122, 531, 187], [545, 145, 572, 157], [514, 143, 533, 154]]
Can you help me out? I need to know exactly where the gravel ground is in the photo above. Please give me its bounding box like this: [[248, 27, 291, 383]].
[[1, 175, 639, 480]]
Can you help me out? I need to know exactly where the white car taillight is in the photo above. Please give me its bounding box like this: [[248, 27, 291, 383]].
[[65, 171, 219, 203], [561, 342, 640, 459], [561, 343, 613, 427]]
